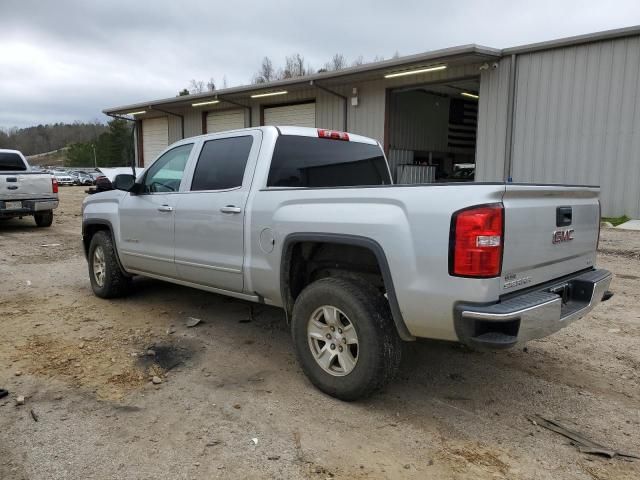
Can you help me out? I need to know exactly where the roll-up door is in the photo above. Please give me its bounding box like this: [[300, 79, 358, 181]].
[[142, 117, 169, 164], [206, 110, 245, 133], [263, 102, 315, 127]]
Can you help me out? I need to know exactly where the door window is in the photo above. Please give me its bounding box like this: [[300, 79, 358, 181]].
[[142, 143, 193, 193], [191, 136, 253, 191]]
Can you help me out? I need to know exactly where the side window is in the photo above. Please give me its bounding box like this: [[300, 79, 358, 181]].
[[143, 144, 193, 193], [191, 136, 253, 191]]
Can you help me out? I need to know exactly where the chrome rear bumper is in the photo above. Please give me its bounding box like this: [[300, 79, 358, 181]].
[[455, 269, 613, 349]]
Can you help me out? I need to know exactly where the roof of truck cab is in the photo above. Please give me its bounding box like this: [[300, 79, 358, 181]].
[[276, 126, 379, 145]]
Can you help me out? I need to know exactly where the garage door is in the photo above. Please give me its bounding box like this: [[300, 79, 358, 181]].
[[263, 102, 316, 128], [142, 117, 168, 164], [206, 109, 245, 133]]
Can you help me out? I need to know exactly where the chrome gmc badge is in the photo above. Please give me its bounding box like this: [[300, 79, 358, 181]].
[[552, 229, 574, 244]]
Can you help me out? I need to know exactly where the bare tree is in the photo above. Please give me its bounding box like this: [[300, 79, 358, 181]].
[[222, 75, 228, 89], [372, 55, 385, 62], [330, 53, 347, 71], [189, 79, 205, 94], [206, 77, 216, 92], [253, 56, 276, 84], [392, 50, 401, 59], [351, 55, 364, 67], [281, 53, 307, 79]]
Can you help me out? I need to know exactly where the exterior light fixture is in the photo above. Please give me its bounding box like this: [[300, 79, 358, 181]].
[[250, 90, 288, 98], [461, 92, 479, 99], [384, 65, 447, 79], [192, 100, 220, 107], [127, 111, 146, 116]]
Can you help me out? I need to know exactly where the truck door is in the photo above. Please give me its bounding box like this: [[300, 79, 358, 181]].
[[173, 130, 262, 292], [118, 143, 194, 278]]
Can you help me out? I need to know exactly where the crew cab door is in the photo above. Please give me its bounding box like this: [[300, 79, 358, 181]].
[[118, 143, 194, 278], [174, 131, 261, 292]]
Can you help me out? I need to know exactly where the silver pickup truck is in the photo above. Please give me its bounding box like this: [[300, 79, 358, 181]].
[[82, 126, 612, 400], [1, 149, 59, 227]]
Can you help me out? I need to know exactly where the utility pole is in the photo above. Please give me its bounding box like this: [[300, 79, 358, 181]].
[[92, 144, 97, 168]]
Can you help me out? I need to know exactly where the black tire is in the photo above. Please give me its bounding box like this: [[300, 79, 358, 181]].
[[34, 210, 53, 227], [291, 277, 402, 401], [88, 230, 131, 298]]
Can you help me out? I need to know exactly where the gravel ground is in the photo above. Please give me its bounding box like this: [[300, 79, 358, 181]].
[[0, 186, 638, 480]]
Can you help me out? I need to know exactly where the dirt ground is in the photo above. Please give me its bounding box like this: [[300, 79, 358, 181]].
[[1, 186, 638, 480]]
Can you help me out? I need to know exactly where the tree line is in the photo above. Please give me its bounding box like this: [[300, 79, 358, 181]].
[[65, 119, 134, 168], [0, 122, 107, 156], [181, 51, 399, 94]]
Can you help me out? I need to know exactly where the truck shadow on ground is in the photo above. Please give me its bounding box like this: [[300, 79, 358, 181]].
[[124, 276, 600, 417], [0, 218, 43, 233]]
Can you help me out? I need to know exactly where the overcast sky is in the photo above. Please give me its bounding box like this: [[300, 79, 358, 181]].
[[1, 0, 639, 129]]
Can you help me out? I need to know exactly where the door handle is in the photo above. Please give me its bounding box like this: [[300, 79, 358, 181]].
[[157, 205, 174, 213], [220, 205, 242, 214]]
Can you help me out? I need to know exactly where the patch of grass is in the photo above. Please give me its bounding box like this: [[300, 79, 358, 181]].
[[601, 215, 631, 226]]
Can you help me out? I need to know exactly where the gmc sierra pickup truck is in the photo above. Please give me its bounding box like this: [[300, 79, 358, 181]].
[[82, 126, 612, 400], [1, 149, 59, 227]]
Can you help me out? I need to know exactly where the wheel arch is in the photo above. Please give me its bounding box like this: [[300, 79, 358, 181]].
[[82, 219, 129, 276], [280, 233, 415, 341]]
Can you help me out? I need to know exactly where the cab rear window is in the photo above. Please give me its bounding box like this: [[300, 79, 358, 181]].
[[267, 136, 391, 188], [0, 152, 27, 171]]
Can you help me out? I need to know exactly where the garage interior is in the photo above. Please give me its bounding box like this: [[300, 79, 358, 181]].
[[387, 78, 480, 183]]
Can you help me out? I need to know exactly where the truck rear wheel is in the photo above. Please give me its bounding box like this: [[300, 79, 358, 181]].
[[34, 211, 53, 227], [291, 277, 402, 401], [88, 230, 131, 298]]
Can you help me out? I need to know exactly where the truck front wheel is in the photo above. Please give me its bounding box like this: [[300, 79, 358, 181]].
[[291, 277, 402, 401], [88, 231, 131, 298], [34, 211, 53, 227]]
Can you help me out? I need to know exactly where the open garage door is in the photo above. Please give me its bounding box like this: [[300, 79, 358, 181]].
[[206, 109, 245, 133], [387, 79, 479, 183], [142, 117, 168, 165], [263, 102, 315, 128]]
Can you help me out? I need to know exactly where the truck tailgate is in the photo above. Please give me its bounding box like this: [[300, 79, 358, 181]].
[[0, 173, 54, 200], [500, 185, 600, 292]]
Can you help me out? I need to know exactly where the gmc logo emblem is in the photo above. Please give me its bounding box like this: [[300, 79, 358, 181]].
[[552, 229, 575, 244]]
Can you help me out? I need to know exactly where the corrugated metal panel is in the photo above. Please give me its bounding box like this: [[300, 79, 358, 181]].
[[396, 164, 436, 184], [388, 91, 450, 151], [263, 102, 316, 127], [142, 117, 168, 164], [387, 148, 414, 181], [206, 109, 245, 132], [475, 57, 511, 181], [510, 36, 640, 216]]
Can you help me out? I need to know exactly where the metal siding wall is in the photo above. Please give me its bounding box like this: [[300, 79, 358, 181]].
[[388, 91, 450, 152], [475, 57, 511, 181], [510, 36, 640, 216]]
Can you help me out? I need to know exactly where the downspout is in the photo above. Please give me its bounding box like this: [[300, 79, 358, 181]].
[[151, 106, 185, 139], [309, 80, 348, 131], [217, 95, 253, 127], [503, 53, 518, 182]]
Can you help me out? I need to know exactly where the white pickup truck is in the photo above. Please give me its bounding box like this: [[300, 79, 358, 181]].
[[0, 149, 59, 227], [82, 127, 612, 400]]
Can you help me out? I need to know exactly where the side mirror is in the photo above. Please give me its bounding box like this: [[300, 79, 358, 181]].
[[113, 174, 137, 192]]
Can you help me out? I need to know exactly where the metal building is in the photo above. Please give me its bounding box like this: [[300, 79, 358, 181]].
[[104, 26, 640, 217]]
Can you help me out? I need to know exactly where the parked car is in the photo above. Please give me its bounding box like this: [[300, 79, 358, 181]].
[[81, 126, 612, 400], [71, 171, 95, 186], [0, 149, 59, 227], [51, 170, 75, 186]]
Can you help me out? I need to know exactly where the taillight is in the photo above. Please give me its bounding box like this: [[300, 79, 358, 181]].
[[450, 204, 504, 278], [52, 177, 59, 194], [317, 128, 349, 141]]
